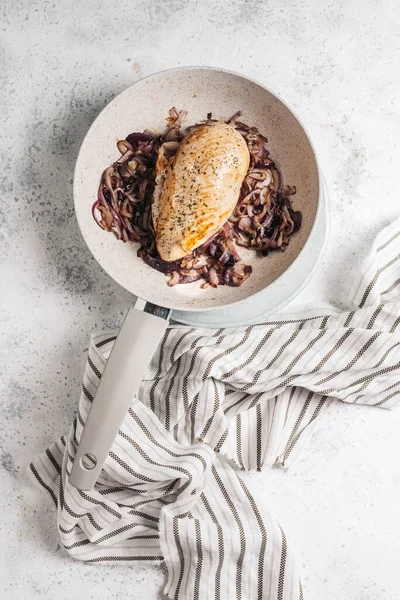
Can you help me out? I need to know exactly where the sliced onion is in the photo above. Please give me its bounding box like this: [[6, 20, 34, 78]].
[[125, 132, 154, 145], [93, 109, 302, 289], [117, 139, 134, 154], [238, 216, 253, 234], [168, 272, 180, 287], [284, 184, 297, 196], [98, 204, 114, 228], [228, 111, 242, 124], [208, 267, 219, 288], [248, 168, 270, 181], [226, 238, 241, 260], [253, 205, 268, 224], [179, 273, 203, 284], [271, 168, 281, 189], [116, 149, 134, 164]]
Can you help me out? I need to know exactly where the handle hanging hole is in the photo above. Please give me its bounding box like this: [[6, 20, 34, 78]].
[[81, 453, 97, 470]]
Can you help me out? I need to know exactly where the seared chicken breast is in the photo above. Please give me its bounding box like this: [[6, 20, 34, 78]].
[[153, 122, 250, 262]]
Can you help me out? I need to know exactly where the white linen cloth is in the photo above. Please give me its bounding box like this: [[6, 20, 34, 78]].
[[31, 218, 400, 600]]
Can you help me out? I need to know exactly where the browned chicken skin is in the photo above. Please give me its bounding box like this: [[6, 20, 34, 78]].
[[153, 122, 250, 262]]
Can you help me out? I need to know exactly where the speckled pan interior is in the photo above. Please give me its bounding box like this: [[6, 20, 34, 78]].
[[74, 67, 320, 311]]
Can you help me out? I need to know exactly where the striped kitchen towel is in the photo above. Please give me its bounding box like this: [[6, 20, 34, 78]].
[[31, 218, 400, 600]]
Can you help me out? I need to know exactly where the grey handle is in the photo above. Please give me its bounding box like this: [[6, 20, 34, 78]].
[[69, 303, 170, 490]]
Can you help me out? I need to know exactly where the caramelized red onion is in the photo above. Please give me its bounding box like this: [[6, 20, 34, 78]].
[[92, 108, 302, 287]]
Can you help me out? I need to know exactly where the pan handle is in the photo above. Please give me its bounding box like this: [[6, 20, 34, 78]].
[[69, 300, 171, 490]]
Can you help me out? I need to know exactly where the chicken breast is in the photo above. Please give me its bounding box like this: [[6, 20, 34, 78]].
[[153, 122, 250, 262]]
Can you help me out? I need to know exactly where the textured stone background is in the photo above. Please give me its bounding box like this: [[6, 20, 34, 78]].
[[1, 1, 400, 598]]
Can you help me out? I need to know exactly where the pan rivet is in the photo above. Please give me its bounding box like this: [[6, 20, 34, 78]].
[[81, 453, 97, 470]]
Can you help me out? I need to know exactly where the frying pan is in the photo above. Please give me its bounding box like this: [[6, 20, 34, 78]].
[[70, 66, 321, 490]]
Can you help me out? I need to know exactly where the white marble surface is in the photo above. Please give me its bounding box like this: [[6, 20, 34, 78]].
[[1, 1, 400, 598]]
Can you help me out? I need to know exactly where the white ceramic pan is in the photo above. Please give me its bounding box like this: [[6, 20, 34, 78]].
[[70, 67, 321, 490]]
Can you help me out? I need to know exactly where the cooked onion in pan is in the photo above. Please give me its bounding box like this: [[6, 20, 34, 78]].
[[92, 109, 302, 287]]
